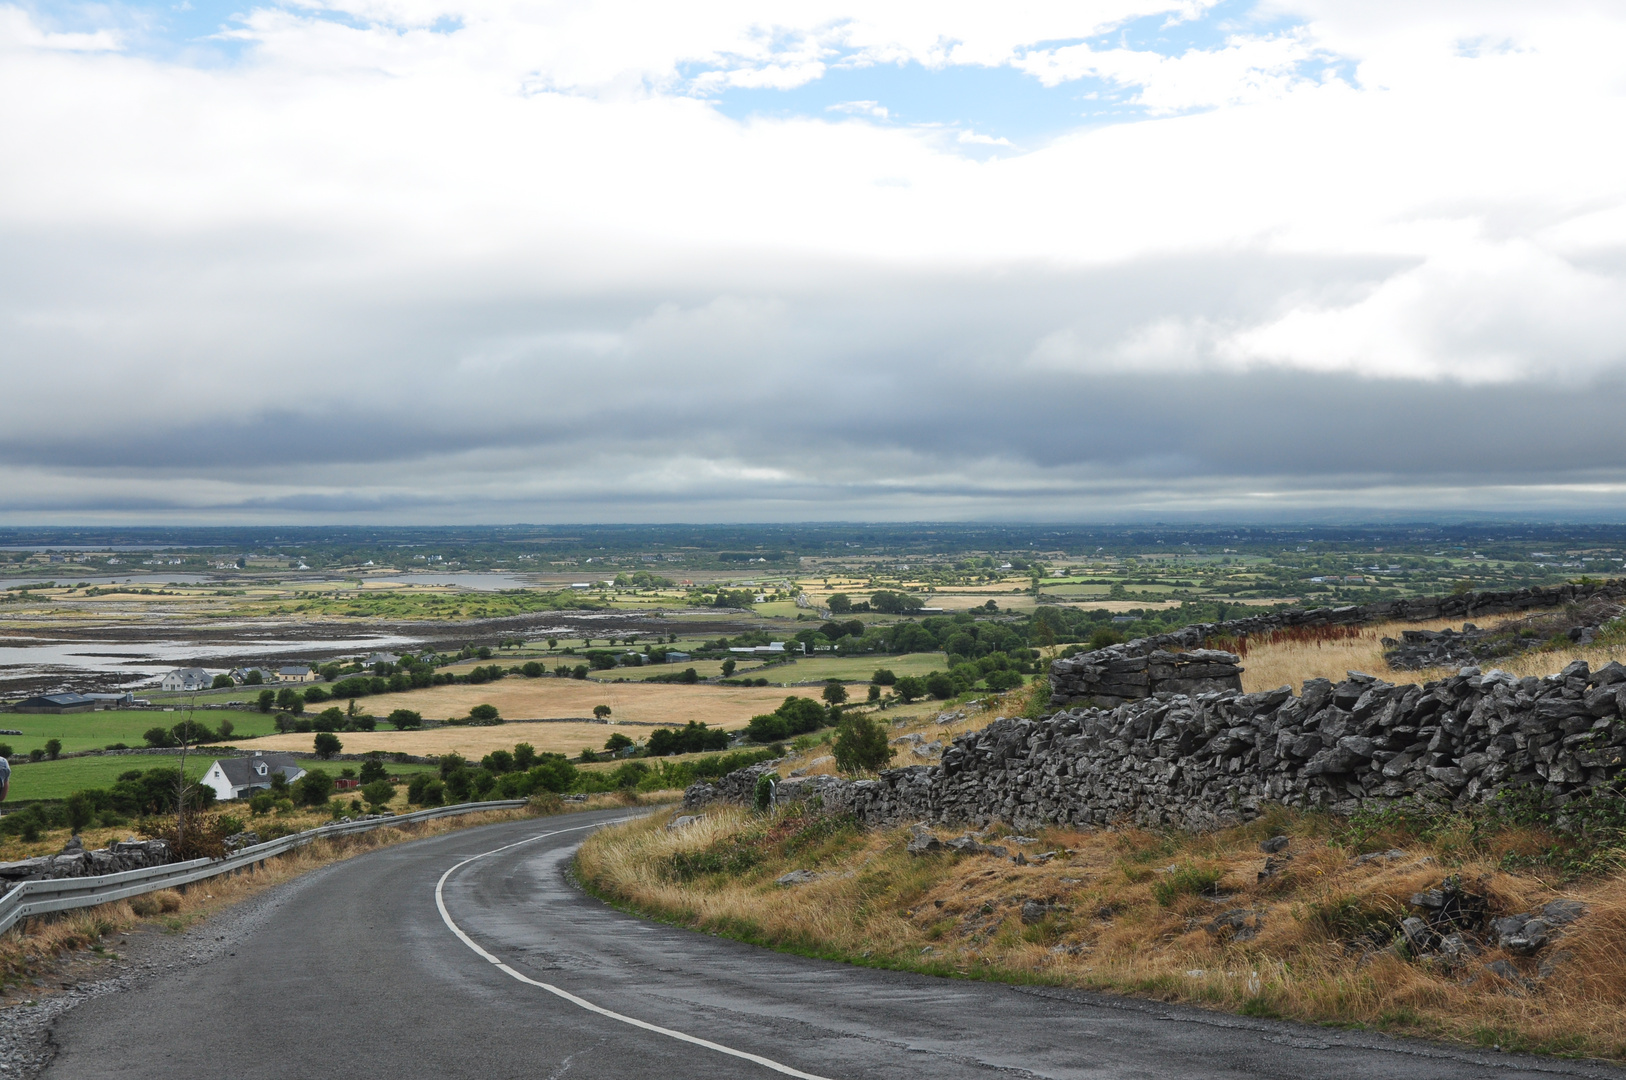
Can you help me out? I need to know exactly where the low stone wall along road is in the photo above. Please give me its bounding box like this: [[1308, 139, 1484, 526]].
[[40, 809, 1626, 1079]]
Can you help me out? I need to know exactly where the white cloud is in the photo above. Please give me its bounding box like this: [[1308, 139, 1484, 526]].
[[3, 1, 1626, 519]]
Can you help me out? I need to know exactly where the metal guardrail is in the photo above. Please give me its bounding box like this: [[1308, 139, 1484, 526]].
[[0, 799, 530, 936]]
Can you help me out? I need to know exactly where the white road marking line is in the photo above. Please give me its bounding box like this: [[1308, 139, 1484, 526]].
[[435, 819, 839, 1080]]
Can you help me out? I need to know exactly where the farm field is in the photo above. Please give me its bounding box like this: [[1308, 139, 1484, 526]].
[[344, 678, 858, 730], [246, 721, 671, 760], [1, 709, 272, 756]]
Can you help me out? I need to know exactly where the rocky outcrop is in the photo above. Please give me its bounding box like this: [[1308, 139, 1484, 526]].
[[691, 659, 1626, 834]]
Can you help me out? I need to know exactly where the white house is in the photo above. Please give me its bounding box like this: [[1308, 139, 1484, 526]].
[[159, 667, 212, 692], [201, 752, 306, 802], [277, 665, 313, 682]]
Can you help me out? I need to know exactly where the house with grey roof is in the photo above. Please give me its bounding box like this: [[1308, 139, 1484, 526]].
[[159, 667, 212, 692], [201, 752, 306, 802]]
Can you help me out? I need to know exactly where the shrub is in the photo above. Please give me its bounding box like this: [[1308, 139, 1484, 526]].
[[871, 668, 896, 685], [361, 779, 394, 809], [774, 696, 828, 735], [483, 749, 514, 774], [745, 713, 791, 743], [314, 732, 343, 759], [594, 704, 612, 719], [313, 707, 345, 733], [248, 791, 275, 816], [832, 714, 894, 774], [66, 791, 95, 833], [301, 685, 327, 705], [529, 755, 577, 793], [143, 726, 176, 749], [512, 743, 536, 770], [753, 772, 776, 812], [470, 704, 499, 722], [295, 719, 313, 734], [521, 661, 543, 677], [604, 732, 634, 753], [821, 682, 848, 706], [296, 769, 336, 806], [358, 758, 388, 784], [925, 672, 957, 700], [257, 689, 275, 713], [44, 738, 62, 760]]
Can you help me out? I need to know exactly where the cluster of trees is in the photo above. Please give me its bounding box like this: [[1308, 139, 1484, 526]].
[[142, 717, 235, 748], [744, 696, 833, 743], [645, 721, 731, 756], [406, 743, 576, 806]]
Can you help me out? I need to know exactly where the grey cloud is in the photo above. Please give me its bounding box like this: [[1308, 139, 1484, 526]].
[[5, 224, 1626, 521]]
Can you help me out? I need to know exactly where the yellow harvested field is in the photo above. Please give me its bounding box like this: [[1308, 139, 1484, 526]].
[[365, 678, 860, 725], [245, 722, 648, 758]]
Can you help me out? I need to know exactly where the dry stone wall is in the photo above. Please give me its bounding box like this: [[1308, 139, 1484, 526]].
[[1050, 579, 1626, 708], [689, 659, 1626, 834]]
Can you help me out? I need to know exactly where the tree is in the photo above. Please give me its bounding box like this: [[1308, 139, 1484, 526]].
[[358, 758, 388, 784], [522, 661, 543, 677], [144, 726, 176, 748], [721, 658, 737, 677], [470, 704, 499, 722], [211, 674, 234, 689], [925, 672, 957, 700], [44, 738, 62, 760], [547, 637, 558, 650], [871, 668, 896, 686], [244, 669, 264, 685], [257, 689, 276, 713], [276, 687, 305, 715], [388, 708, 423, 730], [593, 704, 612, 719], [826, 593, 852, 614], [832, 715, 894, 774], [822, 682, 848, 706], [314, 731, 343, 759], [313, 707, 345, 732], [867, 684, 881, 701], [604, 732, 634, 753], [361, 779, 394, 810], [893, 675, 926, 703]]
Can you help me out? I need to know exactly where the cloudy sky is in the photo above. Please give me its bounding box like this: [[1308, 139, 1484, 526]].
[[3, 0, 1626, 523]]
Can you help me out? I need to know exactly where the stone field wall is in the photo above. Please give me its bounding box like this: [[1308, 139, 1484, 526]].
[[1050, 578, 1626, 708], [689, 659, 1626, 833]]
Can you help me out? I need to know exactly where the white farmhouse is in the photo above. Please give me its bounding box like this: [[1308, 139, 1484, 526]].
[[201, 752, 306, 801], [159, 667, 213, 692]]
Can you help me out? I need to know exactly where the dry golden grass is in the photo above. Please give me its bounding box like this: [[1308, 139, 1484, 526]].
[[1237, 615, 1626, 694], [351, 679, 859, 730], [578, 804, 1626, 1059]]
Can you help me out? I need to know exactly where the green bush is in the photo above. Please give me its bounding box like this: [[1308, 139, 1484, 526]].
[[745, 713, 791, 743], [313, 707, 345, 733], [296, 769, 336, 806], [832, 715, 894, 774], [313, 731, 343, 758], [871, 668, 897, 685], [470, 704, 499, 722], [893, 675, 926, 703], [387, 708, 423, 730], [753, 772, 776, 812], [361, 779, 394, 809]]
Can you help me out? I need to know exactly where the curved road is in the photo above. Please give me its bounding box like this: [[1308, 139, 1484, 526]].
[[44, 809, 1626, 1079]]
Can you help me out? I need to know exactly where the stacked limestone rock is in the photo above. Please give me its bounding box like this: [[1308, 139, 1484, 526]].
[[1049, 647, 1243, 708], [689, 660, 1626, 834], [0, 837, 173, 893]]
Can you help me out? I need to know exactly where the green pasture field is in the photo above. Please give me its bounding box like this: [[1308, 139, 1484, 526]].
[[747, 653, 946, 685], [1, 709, 273, 756], [4, 753, 439, 803]]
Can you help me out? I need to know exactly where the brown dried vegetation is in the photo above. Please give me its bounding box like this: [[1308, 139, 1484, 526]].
[[579, 802, 1626, 1060]]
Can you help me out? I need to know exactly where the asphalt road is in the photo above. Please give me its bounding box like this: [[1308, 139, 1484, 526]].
[[42, 808, 1626, 1079]]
